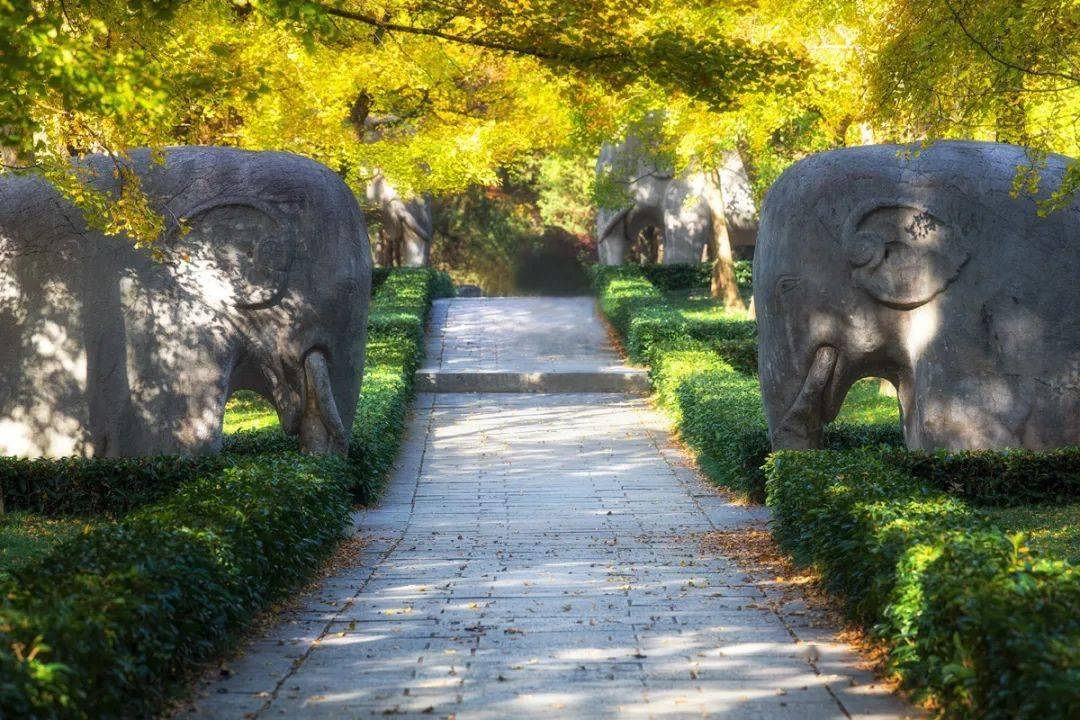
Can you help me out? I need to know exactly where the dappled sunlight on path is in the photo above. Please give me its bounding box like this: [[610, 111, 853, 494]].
[[183, 393, 915, 719]]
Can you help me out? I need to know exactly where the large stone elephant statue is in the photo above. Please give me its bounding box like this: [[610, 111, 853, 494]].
[[0, 146, 371, 458], [755, 140, 1080, 451], [596, 141, 757, 265]]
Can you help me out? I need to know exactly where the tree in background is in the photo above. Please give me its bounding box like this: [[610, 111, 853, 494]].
[[866, 0, 1079, 210], [0, 1, 802, 245], [1, 0, 1076, 286]]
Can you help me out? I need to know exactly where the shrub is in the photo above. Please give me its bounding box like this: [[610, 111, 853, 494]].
[[0, 454, 352, 719], [591, 266, 663, 340], [766, 449, 1080, 718], [886, 447, 1080, 506], [428, 268, 456, 300], [0, 456, 229, 517], [639, 261, 753, 292], [677, 310, 757, 374], [641, 263, 712, 291], [372, 266, 392, 292]]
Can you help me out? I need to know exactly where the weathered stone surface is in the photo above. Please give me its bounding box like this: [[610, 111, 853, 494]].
[[755, 140, 1080, 451], [0, 146, 371, 457]]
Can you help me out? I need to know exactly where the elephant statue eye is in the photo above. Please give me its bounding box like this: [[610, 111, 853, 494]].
[[775, 275, 802, 296], [772, 275, 802, 311]]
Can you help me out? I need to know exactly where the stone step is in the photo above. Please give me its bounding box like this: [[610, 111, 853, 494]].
[[414, 367, 651, 394]]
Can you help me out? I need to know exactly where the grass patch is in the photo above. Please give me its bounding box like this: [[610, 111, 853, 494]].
[[665, 287, 746, 319], [222, 390, 277, 433], [836, 378, 900, 425]]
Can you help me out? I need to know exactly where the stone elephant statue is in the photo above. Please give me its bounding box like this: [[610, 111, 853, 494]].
[[596, 141, 757, 266], [0, 146, 371, 458], [366, 174, 433, 267], [595, 138, 706, 265], [755, 140, 1080, 451]]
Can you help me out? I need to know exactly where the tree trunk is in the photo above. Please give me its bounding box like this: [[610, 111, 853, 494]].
[[706, 169, 745, 310]]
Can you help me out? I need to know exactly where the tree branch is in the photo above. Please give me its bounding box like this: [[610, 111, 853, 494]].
[[316, 2, 623, 65], [942, 0, 1080, 84]]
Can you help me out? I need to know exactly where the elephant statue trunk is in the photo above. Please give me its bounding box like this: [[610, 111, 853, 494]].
[[763, 346, 838, 450], [299, 349, 349, 455]]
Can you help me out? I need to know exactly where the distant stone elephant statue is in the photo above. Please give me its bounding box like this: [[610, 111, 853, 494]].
[[366, 174, 433, 267], [596, 139, 757, 265], [0, 146, 371, 458], [755, 141, 1080, 451]]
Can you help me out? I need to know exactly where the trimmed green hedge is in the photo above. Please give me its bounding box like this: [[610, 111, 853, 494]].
[[0, 456, 228, 517], [0, 454, 352, 718], [0, 267, 449, 718], [639, 261, 752, 292], [888, 447, 1080, 507], [767, 450, 1080, 718]]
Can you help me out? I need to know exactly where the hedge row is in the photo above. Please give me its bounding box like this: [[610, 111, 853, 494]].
[[0, 455, 229, 517], [0, 454, 353, 718], [593, 265, 759, 375], [594, 265, 1080, 717], [888, 447, 1080, 507], [767, 450, 1080, 718], [639, 261, 752, 292], [0, 268, 451, 718]]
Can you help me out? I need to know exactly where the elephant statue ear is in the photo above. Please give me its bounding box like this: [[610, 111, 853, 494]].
[[178, 197, 296, 310], [842, 200, 968, 309]]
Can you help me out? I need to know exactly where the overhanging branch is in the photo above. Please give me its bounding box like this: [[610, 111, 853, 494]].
[[317, 2, 623, 65], [942, 0, 1080, 84]]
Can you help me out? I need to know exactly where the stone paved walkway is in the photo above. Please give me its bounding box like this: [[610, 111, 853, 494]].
[[183, 299, 916, 719]]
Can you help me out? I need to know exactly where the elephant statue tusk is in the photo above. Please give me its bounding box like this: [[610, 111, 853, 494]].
[[773, 345, 838, 450], [300, 349, 349, 455]]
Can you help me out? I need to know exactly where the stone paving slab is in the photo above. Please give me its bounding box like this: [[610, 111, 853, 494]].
[[182, 392, 918, 719], [418, 298, 650, 393]]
